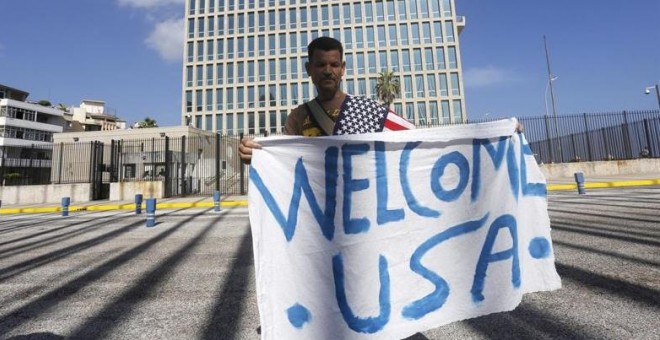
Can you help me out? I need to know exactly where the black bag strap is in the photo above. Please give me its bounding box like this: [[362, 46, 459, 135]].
[[305, 98, 335, 136]]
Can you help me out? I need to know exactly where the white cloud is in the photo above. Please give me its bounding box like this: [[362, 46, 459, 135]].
[[463, 66, 518, 88], [117, 0, 184, 9], [116, 0, 184, 62], [145, 18, 184, 62]]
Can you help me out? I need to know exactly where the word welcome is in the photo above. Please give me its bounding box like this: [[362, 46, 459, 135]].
[[250, 134, 545, 242]]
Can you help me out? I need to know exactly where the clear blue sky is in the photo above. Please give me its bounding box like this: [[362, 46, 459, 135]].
[[1, 0, 658, 127]]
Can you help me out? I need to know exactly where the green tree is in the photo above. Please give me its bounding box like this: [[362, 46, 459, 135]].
[[136, 117, 158, 128], [375, 71, 401, 108], [37, 99, 52, 107]]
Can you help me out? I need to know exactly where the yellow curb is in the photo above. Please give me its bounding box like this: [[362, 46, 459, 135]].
[[547, 179, 660, 191], [0, 200, 249, 215]]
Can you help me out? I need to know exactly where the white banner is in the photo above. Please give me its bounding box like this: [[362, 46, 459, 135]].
[[248, 119, 561, 340]]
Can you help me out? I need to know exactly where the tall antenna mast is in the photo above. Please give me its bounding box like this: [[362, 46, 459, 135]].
[[544, 35, 563, 162]]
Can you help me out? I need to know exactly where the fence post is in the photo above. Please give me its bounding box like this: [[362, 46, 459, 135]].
[[570, 134, 578, 161], [583, 113, 593, 161], [622, 110, 632, 159], [164, 136, 171, 197], [213, 190, 221, 212], [643, 119, 653, 158], [544, 115, 554, 162], [180, 136, 187, 196], [601, 128, 611, 160], [0, 145, 5, 186], [239, 133, 245, 195], [215, 133, 221, 192]]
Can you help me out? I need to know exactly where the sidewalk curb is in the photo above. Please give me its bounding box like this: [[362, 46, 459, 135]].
[[0, 200, 248, 215], [2, 179, 659, 215], [546, 178, 660, 191]]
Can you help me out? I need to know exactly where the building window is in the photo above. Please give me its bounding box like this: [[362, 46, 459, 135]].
[[452, 100, 462, 122], [186, 91, 193, 112], [428, 102, 439, 124], [406, 103, 414, 121], [418, 102, 427, 125], [402, 49, 411, 72], [195, 90, 203, 111], [207, 41, 214, 61], [439, 73, 448, 96], [404, 75, 413, 97], [399, 24, 409, 44], [368, 52, 377, 73], [364, 2, 373, 21], [186, 66, 193, 87], [436, 47, 446, 69], [445, 21, 455, 42], [427, 74, 437, 96], [413, 48, 422, 71], [442, 100, 450, 123], [424, 48, 434, 70], [448, 47, 457, 68], [188, 19, 195, 38], [196, 65, 203, 86], [354, 3, 362, 23], [398, 0, 407, 20], [206, 64, 214, 85], [450, 72, 461, 96], [415, 75, 425, 97]]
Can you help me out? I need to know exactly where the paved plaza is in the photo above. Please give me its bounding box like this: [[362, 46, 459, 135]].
[[0, 188, 658, 339]]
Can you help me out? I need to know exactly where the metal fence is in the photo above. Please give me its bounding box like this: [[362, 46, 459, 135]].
[[516, 110, 659, 163], [2, 109, 659, 197]]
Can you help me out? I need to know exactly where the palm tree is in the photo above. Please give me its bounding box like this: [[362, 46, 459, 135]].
[[375, 71, 401, 108], [136, 117, 158, 128]]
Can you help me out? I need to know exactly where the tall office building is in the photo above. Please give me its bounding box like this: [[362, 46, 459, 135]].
[[182, 0, 466, 134]]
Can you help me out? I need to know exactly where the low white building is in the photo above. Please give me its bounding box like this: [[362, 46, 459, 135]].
[[66, 99, 127, 132], [0, 84, 66, 185]]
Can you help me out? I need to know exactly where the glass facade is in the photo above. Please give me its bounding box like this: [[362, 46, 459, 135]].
[[182, 0, 466, 134]]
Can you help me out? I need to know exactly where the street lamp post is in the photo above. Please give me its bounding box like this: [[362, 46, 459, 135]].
[[645, 84, 660, 111]]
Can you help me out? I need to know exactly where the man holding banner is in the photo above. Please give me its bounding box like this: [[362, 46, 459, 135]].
[[243, 37, 559, 339]]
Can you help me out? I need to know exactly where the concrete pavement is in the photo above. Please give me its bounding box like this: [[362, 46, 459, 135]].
[[0, 188, 657, 339]]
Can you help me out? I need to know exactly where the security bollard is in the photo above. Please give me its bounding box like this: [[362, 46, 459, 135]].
[[61, 197, 71, 217], [146, 198, 157, 227], [135, 194, 143, 214], [574, 172, 586, 195], [213, 191, 221, 212]]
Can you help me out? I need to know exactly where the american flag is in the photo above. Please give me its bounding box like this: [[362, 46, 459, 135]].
[[334, 95, 415, 135]]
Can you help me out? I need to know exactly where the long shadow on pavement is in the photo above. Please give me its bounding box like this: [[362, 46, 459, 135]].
[[550, 219, 660, 239], [553, 240, 660, 267], [66, 209, 227, 339], [465, 302, 604, 339], [0, 208, 207, 336], [0, 212, 133, 259], [549, 206, 660, 226], [201, 224, 253, 340], [555, 262, 660, 306], [0, 209, 189, 281], [550, 224, 660, 247]]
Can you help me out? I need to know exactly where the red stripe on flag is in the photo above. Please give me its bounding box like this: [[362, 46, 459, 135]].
[[384, 110, 415, 131]]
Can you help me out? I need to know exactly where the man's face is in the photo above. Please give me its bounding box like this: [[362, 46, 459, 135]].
[[306, 49, 345, 95]]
